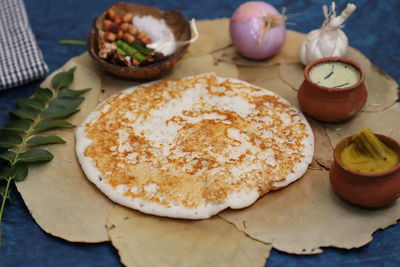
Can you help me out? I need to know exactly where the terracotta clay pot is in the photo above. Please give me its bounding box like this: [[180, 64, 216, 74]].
[[329, 134, 400, 208], [297, 57, 367, 122]]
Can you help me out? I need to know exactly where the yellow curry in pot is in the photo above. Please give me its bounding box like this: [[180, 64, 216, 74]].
[[340, 128, 399, 174]]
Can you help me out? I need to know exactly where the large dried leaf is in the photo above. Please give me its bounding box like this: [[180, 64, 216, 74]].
[[12, 18, 400, 260], [345, 47, 399, 112], [308, 119, 333, 170], [279, 48, 399, 112], [168, 54, 239, 79], [185, 18, 231, 58], [213, 30, 305, 67], [16, 56, 115, 242], [73, 52, 134, 103], [220, 170, 400, 254], [107, 205, 271, 267], [279, 63, 304, 90], [73, 52, 103, 72], [98, 74, 139, 102], [326, 102, 400, 147]]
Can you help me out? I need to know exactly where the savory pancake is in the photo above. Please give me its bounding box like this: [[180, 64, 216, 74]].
[[76, 73, 314, 219]]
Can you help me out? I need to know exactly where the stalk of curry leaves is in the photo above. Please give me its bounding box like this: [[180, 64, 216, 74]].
[[0, 67, 90, 244]]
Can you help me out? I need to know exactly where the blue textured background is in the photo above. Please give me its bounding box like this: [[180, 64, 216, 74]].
[[0, 0, 399, 266]]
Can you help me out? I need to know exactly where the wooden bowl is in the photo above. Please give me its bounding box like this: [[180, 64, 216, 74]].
[[329, 134, 400, 208], [297, 57, 367, 122], [88, 2, 191, 80]]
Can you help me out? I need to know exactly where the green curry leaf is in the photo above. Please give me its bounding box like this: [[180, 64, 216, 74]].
[[27, 135, 66, 146], [2, 120, 30, 133], [34, 120, 75, 132], [0, 164, 28, 182], [11, 107, 40, 121], [58, 88, 90, 98], [33, 87, 53, 102], [0, 151, 18, 163], [17, 98, 45, 111], [51, 67, 76, 90], [0, 132, 22, 148], [19, 148, 53, 163]]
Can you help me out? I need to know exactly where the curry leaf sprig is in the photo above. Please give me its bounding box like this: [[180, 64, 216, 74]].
[[0, 67, 90, 244]]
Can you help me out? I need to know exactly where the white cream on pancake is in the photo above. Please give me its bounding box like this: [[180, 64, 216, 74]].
[[76, 73, 314, 219]]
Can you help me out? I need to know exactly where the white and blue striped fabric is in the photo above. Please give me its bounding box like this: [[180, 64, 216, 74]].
[[0, 0, 48, 90]]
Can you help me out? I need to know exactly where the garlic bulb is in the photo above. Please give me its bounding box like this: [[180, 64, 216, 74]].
[[299, 2, 356, 65]]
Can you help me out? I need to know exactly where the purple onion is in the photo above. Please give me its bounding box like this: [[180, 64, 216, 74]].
[[230, 1, 286, 60]]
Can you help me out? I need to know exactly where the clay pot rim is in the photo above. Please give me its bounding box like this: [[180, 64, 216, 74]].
[[333, 134, 400, 178], [304, 57, 365, 92]]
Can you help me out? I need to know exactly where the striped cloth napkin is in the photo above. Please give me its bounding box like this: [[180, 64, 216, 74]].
[[0, 0, 48, 90]]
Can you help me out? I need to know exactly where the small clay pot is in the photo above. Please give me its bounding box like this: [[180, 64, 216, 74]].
[[329, 134, 400, 208], [297, 57, 367, 122]]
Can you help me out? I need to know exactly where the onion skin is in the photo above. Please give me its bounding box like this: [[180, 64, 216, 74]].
[[230, 1, 286, 60]]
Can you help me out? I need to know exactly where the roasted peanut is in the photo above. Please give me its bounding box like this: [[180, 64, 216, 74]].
[[132, 58, 139, 66], [123, 33, 135, 44], [128, 25, 138, 36], [113, 16, 122, 25], [104, 32, 116, 42], [108, 23, 120, 33], [141, 37, 152, 45], [106, 9, 116, 20], [137, 31, 147, 39], [122, 12, 134, 23], [117, 30, 124, 39], [103, 19, 112, 31], [120, 22, 130, 32], [98, 41, 105, 50]]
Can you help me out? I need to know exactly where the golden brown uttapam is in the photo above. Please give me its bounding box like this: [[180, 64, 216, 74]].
[[76, 74, 314, 219]]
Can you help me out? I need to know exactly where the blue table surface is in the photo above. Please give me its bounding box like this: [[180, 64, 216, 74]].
[[1, 0, 399, 266]]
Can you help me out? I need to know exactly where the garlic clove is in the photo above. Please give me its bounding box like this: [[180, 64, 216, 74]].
[[147, 19, 199, 56], [147, 32, 176, 56]]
